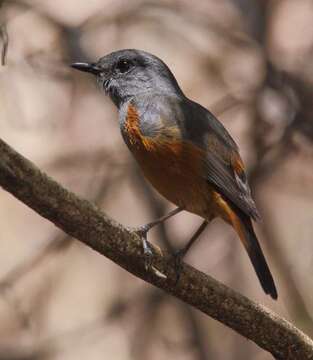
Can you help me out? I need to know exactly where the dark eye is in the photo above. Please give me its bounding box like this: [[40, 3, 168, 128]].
[[116, 59, 132, 73]]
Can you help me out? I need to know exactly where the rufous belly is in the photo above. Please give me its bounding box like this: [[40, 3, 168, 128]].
[[132, 139, 214, 217]]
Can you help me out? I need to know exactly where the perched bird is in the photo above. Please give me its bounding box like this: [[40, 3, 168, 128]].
[[71, 49, 277, 299]]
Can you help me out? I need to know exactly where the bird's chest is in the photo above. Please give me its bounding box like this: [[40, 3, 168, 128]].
[[120, 104, 185, 171], [120, 103, 150, 151]]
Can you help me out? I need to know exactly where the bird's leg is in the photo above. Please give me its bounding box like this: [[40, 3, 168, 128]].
[[134, 207, 184, 270], [173, 220, 208, 282]]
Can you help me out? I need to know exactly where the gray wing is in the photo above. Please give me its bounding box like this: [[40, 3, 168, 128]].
[[182, 99, 260, 220]]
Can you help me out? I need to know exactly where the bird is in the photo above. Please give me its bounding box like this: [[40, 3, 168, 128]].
[[71, 49, 277, 299]]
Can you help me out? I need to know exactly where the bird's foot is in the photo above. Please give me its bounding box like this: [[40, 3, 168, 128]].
[[142, 238, 154, 272], [133, 225, 154, 271], [133, 225, 165, 279]]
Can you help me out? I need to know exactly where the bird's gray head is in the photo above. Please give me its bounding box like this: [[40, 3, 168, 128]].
[[71, 49, 183, 108]]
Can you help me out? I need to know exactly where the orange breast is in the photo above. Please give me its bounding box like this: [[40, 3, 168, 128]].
[[124, 104, 214, 216]]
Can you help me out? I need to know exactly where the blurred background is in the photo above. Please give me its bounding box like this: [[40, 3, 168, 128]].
[[0, 0, 312, 359]]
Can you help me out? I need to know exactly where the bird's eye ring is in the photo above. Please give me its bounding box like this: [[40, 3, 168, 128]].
[[116, 59, 132, 73]]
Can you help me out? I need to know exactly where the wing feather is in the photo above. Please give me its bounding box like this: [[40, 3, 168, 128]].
[[183, 99, 260, 220]]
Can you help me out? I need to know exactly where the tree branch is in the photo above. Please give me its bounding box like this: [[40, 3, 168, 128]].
[[0, 137, 312, 360]]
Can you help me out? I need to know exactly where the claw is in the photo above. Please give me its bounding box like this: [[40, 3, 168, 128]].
[[142, 238, 154, 271], [133, 226, 152, 270]]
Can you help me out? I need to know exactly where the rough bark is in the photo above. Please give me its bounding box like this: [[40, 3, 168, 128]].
[[0, 138, 312, 360]]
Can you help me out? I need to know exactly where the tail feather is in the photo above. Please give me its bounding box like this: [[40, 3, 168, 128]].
[[213, 191, 277, 299], [233, 212, 278, 299]]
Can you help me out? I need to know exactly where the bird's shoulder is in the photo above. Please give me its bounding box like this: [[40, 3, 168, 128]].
[[124, 94, 240, 156], [132, 95, 239, 151], [179, 99, 238, 151], [127, 93, 185, 139]]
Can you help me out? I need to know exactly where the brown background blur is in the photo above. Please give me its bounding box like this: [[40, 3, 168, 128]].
[[0, 0, 313, 359]]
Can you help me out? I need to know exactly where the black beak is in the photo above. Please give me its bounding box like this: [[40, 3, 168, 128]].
[[70, 62, 101, 75]]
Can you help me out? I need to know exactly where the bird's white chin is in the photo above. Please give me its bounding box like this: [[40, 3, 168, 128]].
[[96, 75, 110, 94]]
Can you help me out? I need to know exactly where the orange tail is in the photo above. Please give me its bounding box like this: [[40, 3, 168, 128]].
[[214, 193, 278, 299]]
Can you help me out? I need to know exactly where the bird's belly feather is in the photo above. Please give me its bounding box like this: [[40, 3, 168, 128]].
[[135, 142, 213, 216]]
